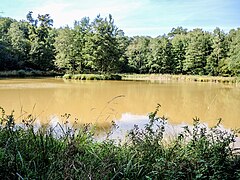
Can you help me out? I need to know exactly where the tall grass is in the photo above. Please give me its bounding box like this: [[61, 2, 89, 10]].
[[122, 74, 239, 84], [63, 74, 122, 80], [0, 105, 239, 179]]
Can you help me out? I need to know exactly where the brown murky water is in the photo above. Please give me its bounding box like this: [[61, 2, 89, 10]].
[[0, 78, 239, 129]]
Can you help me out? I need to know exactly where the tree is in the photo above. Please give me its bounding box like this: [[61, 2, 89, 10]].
[[0, 39, 17, 70], [168, 26, 187, 38], [72, 18, 91, 72], [147, 37, 160, 73], [148, 36, 173, 73], [171, 34, 188, 74], [115, 31, 130, 73], [0, 17, 18, 70], [126, 36, 150, 73], [205, 28, 227, 76], [54, 27, 73, 71], [7, 21, 30, 68], [85, 14, 123, 73], [227, 28, 240, 76], [183, 29, 212, 75], [0, 17, 14, 40], [27, 11, 55, 70], [55, 17, 90, 72], [0, 12, 239, 77]]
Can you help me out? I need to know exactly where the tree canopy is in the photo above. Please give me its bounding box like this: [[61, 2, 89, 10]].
[[0, 12, 240, 76]]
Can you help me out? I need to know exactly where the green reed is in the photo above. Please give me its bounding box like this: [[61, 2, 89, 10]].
[[63, 73, 122, 81]]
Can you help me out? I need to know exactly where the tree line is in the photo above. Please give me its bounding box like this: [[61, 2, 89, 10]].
[[0, 12, 240, 76]]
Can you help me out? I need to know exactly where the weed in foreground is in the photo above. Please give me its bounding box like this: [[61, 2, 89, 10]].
[[0, 105, 239, 179]]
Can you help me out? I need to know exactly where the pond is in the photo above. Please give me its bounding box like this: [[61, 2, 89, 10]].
[[0, 78, 239, 131]]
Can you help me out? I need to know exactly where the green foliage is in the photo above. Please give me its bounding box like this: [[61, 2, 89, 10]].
[[183, 29, 212, 75], [0, 39, 17, 70], [205, 28, 228, 76], [123, 74, 237, 83], [54, 27, 76, 71], [148, 36, 173, 73], [55, 17, 90, 73], [126, 36, 151, 73], [0, 70, 59, 77], [27, 12, 55, 70], [7, 21, 30, 67], [55, 15, 125, 74], [0, 13, 55, 71], [0, 107, 239, 179], [171, 34, 188, 74], [0, 17, 18, 70], [63, 73, 122, 80], [168, 26, 188, 38], [0, 17, 15, 39], [227, 29, 240, 76], [85, 14, 123, 73], [0, 13, 240, 77]]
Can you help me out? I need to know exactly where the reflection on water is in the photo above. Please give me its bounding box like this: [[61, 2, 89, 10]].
[[0, 78, 239, 129]]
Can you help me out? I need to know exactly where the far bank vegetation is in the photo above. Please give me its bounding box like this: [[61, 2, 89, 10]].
[[0, 12, 240, 78]]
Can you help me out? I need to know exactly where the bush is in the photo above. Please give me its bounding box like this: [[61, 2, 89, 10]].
[[62, 74, 122, 81], [0, 106, 239, 179], [104, 74, 122, 80], [63, 74, 72, 79], [17, 70, 27, 77]]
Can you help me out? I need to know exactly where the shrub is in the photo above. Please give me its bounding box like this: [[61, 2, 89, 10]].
[[17, 70, 27, 77], [63, 74, 72, 79], [62, 74, 122, 81], [0, 106, 239, 179], [81, 74, 86, 80], [72, 74, 81, 80], [103, 74, 122, 80]]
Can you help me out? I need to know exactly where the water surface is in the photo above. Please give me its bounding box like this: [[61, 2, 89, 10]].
[[0, 78, 239, 129]]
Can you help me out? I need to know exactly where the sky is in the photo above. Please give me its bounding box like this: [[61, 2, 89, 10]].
[[0, 0, 240, 37]]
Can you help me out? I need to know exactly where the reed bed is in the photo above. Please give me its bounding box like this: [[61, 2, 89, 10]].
[[63, 74, 122, 80], [122, 74, 239, 84]]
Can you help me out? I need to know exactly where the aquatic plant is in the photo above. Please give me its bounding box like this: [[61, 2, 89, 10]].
[[122, 74, 238, 84], [62, 74, 122, 81]]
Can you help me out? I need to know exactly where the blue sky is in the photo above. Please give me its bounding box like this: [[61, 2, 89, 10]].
[[0, 0, 239, 37]]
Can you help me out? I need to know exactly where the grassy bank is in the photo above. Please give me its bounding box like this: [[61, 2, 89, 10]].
[[63, 73, 122, 80], [2, 71, 238, 84], [122, 74, 239, 84], [0, 106, 239, 179], [63, 73, 239, 84], [0, 70, 62, 78]]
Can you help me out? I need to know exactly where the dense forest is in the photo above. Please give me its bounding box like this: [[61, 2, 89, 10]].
[[0, 12, 240, 76]]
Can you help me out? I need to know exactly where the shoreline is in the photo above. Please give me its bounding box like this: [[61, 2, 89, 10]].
[[0, 71, 239, 85], [0, 70, 63, 78], [122, 74, 239, 84]]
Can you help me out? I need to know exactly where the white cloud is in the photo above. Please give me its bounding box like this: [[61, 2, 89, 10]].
[[9, 0, 238, 36], [31, 2, 72, 27], [31, 0, 144, 28]]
